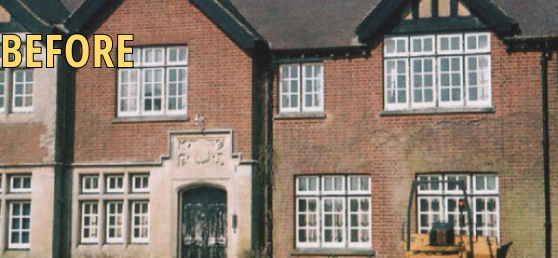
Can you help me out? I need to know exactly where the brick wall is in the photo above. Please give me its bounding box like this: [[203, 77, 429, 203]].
[[74, 0, 254, 163], [0, 123, 47, 163], [272, 35, 553, 258]]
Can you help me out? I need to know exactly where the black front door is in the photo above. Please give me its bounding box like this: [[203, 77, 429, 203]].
[[180, 187, 227, 258]]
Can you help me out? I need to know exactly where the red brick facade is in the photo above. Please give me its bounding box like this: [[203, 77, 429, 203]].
[[272, 35, 558, 258], [0, 123, 47, 163], [74, 0, 255, 163]]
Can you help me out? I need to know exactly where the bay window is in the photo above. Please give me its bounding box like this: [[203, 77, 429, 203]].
[[384, 33, 491, 110]]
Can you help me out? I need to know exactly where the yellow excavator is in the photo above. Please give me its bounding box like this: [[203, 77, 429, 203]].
[[403, 180, 513, 258]]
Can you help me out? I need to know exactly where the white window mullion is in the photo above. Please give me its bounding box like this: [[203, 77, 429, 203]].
[[131, 201, 149, 243], [438, 56, 463, 107], [296, 197, 320, 248], [347, 197, 372, 248], [301, 63, 324, 112], [384, 59, 409, 110], [9, 202, 31, 249]]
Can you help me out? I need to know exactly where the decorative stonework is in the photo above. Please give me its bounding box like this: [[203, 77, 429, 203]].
[[177, 138, 226, 166]]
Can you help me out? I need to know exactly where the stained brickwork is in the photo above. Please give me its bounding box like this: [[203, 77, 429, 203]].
[[272, 35, 557, 258], [73, 0, 255, 163]]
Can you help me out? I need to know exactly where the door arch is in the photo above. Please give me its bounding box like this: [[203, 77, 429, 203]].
[[179, 187, 227, 258]]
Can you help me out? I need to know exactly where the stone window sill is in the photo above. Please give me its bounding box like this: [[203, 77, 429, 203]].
[[291, 248, 375, 257], [112, 115, 190, 124], [274, 112, 327, 120], [380, 107, 494, 116]]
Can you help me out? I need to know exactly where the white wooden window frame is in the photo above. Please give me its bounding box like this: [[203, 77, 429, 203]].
[[296, 197, 320, 248], [384, 58, 409, 110], [131, 174, 149, 193], [10, 175, 31, 193], [417, 175, 442, 194], [106, 201, 124, 244], [347, 197, 372, 248], [296, 176, 320, 196], [117, 69, 141, 117], [473, 196, 500, 239], [444, 196, 471, 235], [410, 57, 436, 108], [417, 173, 500, 241], [301, 63, 324, 112], [437, 34, 463, 55], [417, 196, 443, 233], [295, 175, 372, 249], [321, 176, 345, 195], [12, 69, 34, 113], [106, 175, 124, 193], [131, 201, 150, 243], [473, 174, 499, 194], [465, 55, 492, 107], [444, 174, 470, 195], [279, 63, 325, 113], [81, 202, 99, 244], [348, 176, 371, 195], [437, 56, 464, 107], [385, 33, 492, 110], [9, 201, 31, 249], [465, 33, 490, 54], [410, 35, 435, 56], [321, 197, 346, 248], [165, 67, 188, 116], [117, 46, 188, 117], [384, 36, 409, 57], [81, 175, 99, 194]]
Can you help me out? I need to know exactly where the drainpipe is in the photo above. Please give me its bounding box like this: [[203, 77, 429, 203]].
[[266, 62, 274, 258], [541, 42, 552, 258]]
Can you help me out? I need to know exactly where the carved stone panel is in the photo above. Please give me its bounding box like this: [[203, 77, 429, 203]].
[[177, 138, 226, 167]]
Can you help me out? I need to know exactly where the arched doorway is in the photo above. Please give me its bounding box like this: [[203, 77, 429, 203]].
[[179, 187, 227, 258]]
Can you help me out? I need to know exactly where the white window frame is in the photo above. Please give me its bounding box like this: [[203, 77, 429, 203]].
[[384, 36, 409, 57], [347, 197, 372, 248], [117, 46, 188, 117], [10, 175, 31, 193], [295, 175, 372, 249], [296, 176, 320, 196], [444, 174, 470, 195], [410, 57, 436, 108], [473, 174, 499, 194], [81, 175, 99, 194], [417, 196, 443, 233], [81, 202, 99, 244], [117, 69, 141, 117], [417, 173, 500, 241], [131, 201, 150, 243], [384, 58, 409, 110], [106, 175, 124, 193], [473, 196, 500, 238], [384, 33, 491, 110], [437, 34, 463, 55], [131, 174, 149, 193], [410, 35, 435, 56], [321, 197, 346, 248], [166, 67, 188, 116], [301, 63, 324, 112], [437, 56, 464, 107], [465, 55, 491, 107], [465, 33, 490, 54], [106, 201, 124, 244], [348, 176, 371, 195], [321, 176, 345, 195], [417, 175, 442, 194], [12, 69, 34, 113], [444, 196, 471, 235], [295, 197, 320, 248], [9, 201, 31, 249]]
